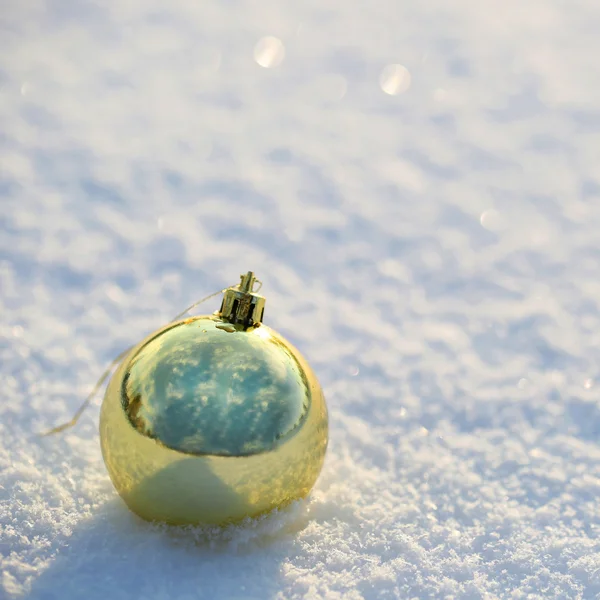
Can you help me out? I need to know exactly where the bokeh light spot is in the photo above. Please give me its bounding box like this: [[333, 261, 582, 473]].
[[254, 36, 285, 69], [380, 64, 411, 95]]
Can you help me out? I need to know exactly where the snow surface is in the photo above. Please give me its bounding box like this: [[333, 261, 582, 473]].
[[2, 0, 600, 598]]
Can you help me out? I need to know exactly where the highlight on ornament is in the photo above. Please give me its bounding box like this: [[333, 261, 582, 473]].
[[43, 272, 329, 526]]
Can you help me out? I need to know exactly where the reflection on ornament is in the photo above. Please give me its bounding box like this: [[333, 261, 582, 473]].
[[99, 272, 328, 525]]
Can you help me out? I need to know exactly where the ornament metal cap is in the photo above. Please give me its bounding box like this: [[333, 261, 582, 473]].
[[217, 271, 265, 329]]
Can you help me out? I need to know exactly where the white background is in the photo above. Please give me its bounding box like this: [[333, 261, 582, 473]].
[[2, 0, 600, 598]]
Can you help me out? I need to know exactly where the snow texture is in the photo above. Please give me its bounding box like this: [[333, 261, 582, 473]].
[[2, 0, 600, 598]]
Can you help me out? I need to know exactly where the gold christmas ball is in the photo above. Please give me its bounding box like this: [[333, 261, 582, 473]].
[[99, 273, 328, 525]]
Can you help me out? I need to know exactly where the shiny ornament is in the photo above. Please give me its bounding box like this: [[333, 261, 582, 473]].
[[99, 272, 328, 525]]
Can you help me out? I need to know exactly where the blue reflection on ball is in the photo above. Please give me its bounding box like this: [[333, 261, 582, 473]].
[[122, 319, 310, 456]]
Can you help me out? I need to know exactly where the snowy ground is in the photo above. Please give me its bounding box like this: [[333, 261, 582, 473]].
[[2, 0, 600, 598]]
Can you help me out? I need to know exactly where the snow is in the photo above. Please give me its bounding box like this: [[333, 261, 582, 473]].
[[2, 0, 600, 598]]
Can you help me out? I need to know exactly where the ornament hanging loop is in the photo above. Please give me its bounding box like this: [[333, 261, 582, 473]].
[[40, 285, 230, 437]]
